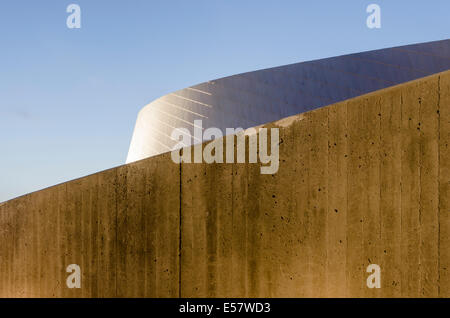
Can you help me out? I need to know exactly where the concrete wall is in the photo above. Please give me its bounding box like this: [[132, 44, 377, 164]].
[[0, 154, 180, 297], [1, 70, 449, 297]]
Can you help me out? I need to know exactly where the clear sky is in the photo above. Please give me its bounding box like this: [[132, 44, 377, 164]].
[[0, 0, 449, 202]]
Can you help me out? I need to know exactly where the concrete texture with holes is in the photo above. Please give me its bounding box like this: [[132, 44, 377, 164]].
[[1, 69, 449, 297]]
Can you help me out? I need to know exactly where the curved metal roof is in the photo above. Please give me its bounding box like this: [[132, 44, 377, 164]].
[[127, 39, 450, 163]]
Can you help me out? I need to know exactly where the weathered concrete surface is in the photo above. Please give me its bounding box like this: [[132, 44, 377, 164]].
[[0, 153, 180, 297], [1, 71, 450, 297]]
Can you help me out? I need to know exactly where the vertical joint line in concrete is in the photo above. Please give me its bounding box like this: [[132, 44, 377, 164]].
[[179, 149, 182, 298], [418, 90, 423, 295], [345, 101, 349, 297], [114, 169, 119, 298], [326, 107, 330, 293], [378, 97, 382, 241], [437, 75, 441, 296], [400, 92, 403, 295], [231, 154, 234, 294]]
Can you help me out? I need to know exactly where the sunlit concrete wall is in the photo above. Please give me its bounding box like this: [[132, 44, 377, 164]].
[[127, 39, 450, 163], [0, 154, 180, 298], [0, 71, 449, 297]]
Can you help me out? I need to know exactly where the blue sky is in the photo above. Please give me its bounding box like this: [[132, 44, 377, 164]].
[[0, 0, 449, 202]]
